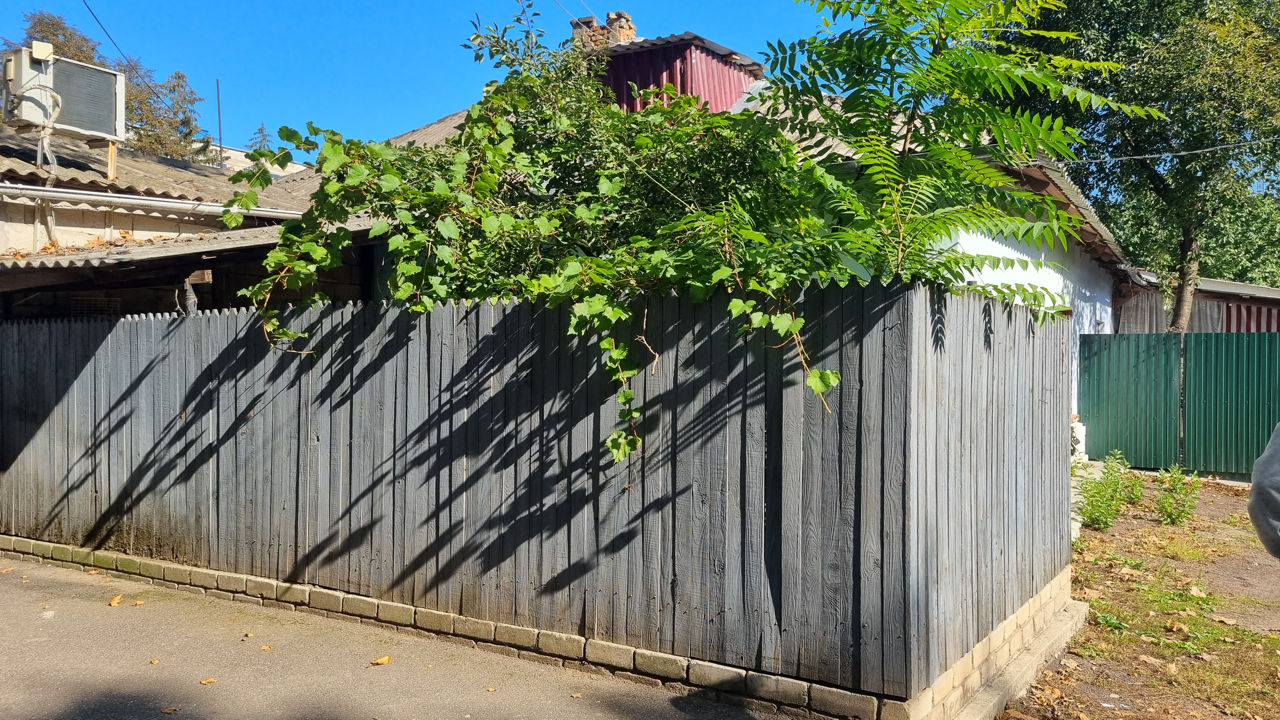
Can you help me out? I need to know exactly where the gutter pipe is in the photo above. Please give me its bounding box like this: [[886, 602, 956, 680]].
[[0, 181, 303, 220]]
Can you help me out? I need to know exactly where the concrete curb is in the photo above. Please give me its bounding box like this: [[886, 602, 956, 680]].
[[0, 535, 1080, 720]]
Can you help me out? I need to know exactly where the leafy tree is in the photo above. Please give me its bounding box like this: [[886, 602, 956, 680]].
[[227, 0, 1137, 461], [248, 123, 274, 151], [4, 11, 216, 164], [3, 10, 99, 63], [762, 0, 1154, 293], [127, 70, 215, 162], [1008, 0, 1280, 330]]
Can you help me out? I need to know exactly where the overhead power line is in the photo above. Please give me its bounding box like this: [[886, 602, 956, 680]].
[[80, 0, 175, 112], [1059, 137, 1280, 165]]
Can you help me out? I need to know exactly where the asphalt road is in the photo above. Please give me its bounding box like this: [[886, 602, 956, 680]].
[[0, 556, 766, 720]]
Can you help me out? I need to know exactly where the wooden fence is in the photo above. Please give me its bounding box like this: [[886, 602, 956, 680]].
[[0, 284, 1070, 699]]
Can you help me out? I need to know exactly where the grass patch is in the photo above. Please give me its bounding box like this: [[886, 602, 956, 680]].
[[1070, 526, 1280, 718]]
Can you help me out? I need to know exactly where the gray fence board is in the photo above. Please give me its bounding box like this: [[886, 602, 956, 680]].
[[0, 285, 1069, 699]]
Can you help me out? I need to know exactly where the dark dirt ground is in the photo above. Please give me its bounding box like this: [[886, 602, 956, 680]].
[[1002, 475, 1280, 720]]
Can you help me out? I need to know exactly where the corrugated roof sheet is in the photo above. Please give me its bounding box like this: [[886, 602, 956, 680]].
[[0, 225, 283, 272], [387, 109, 469, 148], [0, 126, 310, 211], [601, 32, 765, 78]]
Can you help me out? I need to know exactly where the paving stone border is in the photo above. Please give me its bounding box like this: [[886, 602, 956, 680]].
[[0, 535, 1074, 719]]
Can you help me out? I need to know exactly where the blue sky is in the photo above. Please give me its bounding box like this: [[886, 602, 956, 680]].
[[2, 1, 822, 150]]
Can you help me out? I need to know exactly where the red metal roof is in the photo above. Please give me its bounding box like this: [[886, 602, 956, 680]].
[[601, 33, 761, 114]]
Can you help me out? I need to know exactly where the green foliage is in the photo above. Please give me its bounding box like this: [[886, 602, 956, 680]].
[[1008, 0, 1280, 329], [227, 0, 1134, 461], [1079, 449, 1141, 530], [248, 123, 274, 152], [1154, 465, 1201, 526], [1094, 610, 1130, 632], [762, 0, 1153, 315], [1102, 449, 1144, 505], [1078, 465, 1122, 531]]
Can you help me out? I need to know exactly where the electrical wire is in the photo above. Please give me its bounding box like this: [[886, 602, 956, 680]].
[[1058, 137, 1280, 165], [80, 0, 175, 112]]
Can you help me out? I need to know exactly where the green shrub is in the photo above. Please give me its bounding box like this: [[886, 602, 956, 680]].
[[1078, 450, 1134, 531], [1079, 473, 1121, 530], [1102, 450, 1145, 505], [1155, 465, 1201, 526]]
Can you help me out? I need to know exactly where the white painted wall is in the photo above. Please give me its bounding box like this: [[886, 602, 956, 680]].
[[1, 200, 221, 253], [952, 230, 1115, 413]]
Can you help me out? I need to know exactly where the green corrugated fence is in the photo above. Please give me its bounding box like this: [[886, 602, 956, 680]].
[[1079, 332, 1280, 476], [1185, 334, 1280, 474], [1079, 334, 1181, 469]]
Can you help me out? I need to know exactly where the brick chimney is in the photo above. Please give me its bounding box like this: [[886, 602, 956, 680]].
[[605, 11, 636, 43], [570, 11, 637, 48]]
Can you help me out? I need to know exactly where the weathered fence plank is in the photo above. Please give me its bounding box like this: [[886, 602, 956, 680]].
[[0, 285, 1069, 699]]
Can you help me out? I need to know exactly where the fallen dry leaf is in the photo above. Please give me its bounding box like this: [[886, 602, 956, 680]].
[[0, 567, 13, 574], [21, 576, 29, 583], [1165, 662, 1178, 675], [570, 693, 582, 699], [1188, 585, 1207, 598], [487, 688, 496, 693], [132, 600, 145, 607], [1166, 620, 1189, 634], [243, 633, 254, 638], [260, 645, 273, 651], [108, 594, 122, 607], [86, 568, 100, 575], [1118, 567, 1145, 578], [1210, 614, 1238, 626], [1197, 653, 1219, 662], [150, 659, 160, 665], [1001, 711, 1038, 720], [370, 655, 391, 666], [1139, 654, 1163, 667], [199, 678, 217, 685], [161, 707, 180, 715]]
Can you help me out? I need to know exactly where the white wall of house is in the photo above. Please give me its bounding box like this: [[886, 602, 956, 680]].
[[1, 200, 221, 253], [953, 230, 1115, 413]]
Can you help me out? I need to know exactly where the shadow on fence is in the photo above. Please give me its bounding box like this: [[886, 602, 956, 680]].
[[2, 284, 923, 693]]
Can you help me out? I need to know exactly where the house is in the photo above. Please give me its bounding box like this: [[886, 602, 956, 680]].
[[0, 123, 371, 317], [1116, 271, 1280, 333]]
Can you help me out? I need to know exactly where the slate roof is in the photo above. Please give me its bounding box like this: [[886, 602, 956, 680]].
[[0, 126, 310, 211]]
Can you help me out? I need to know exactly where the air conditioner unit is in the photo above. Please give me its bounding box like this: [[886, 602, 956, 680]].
[[2, 45, 127, 143]]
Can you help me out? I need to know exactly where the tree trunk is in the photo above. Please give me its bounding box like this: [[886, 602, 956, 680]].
[[1168, 223, 1201, 333]]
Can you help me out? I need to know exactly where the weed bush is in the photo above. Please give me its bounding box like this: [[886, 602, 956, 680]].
[[1103, 450, 1144, 505], [1155, 465, 1201, 525], [1078, 450, 1135, 531]]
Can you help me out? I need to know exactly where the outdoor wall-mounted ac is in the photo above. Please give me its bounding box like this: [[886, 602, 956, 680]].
[[2, 43, 127, 143]]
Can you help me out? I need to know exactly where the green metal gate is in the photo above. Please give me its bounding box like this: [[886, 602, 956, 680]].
[[1185, 333, 1280, 474], [1078, 334, 1181, 469], [1079, 332, 1280, 476]]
